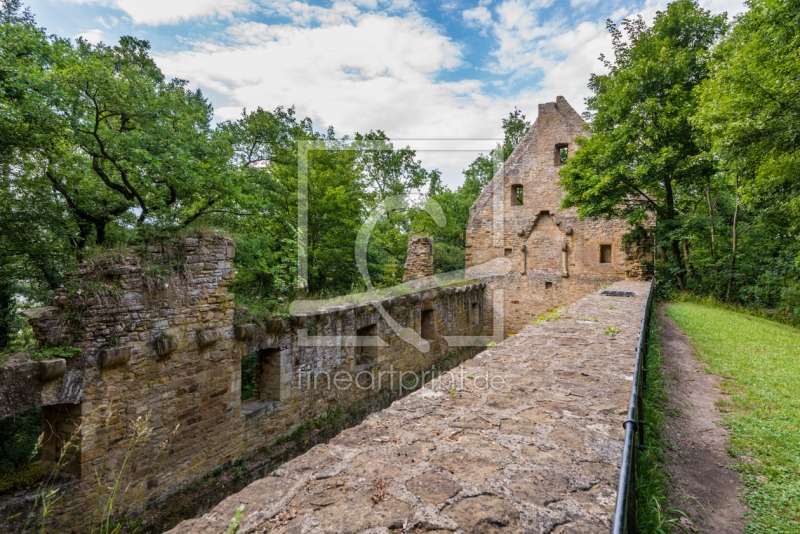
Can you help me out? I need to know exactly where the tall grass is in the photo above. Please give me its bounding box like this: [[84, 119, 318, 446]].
[[8, 408, 177, 534]]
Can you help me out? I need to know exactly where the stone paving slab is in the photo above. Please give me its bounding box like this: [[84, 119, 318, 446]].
[[168, 280, 650, 534]]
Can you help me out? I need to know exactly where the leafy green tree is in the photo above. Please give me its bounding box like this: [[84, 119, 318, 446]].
[[0, 1, 73, 349], [219, 107, 378, 298], [697, 0, 800, 310], [37, 37, 236, 246], [499, 108, 531, 162], [0, 0, 59, 163], [695, 0, 800, 219], [558, 0, 727, 290]]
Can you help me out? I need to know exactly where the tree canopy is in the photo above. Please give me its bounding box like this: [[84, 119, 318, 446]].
[[2, 0, 800, 353], [559, 0, 800, 318]]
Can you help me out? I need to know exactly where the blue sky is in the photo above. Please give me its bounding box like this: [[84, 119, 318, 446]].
[[27, 0, 746, 188]]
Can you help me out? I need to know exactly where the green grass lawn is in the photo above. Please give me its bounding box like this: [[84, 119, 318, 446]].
[[666, 303, 800, 533]]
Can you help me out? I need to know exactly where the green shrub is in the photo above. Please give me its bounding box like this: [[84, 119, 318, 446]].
[[240, 353, 257, 401], [0, 406, 42, 472], [0, 462, 50, 495], [28, 346, 82, 361]]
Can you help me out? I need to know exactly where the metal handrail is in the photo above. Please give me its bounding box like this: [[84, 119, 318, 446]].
[[611, 277, 656, 533]]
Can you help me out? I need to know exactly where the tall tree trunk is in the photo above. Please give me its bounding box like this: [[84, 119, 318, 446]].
[[664, 177, 686, 291], [0, 272, 15, 351], [95, 220, 107, 246], [705, 181, 716, 257], [726, 174, 740, 300], [683, 241, 691, 279], [672, 240, 686, 291]]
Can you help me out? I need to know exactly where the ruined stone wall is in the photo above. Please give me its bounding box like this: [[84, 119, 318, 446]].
[[403, 236, 434, 282], [167, 280, 653, 534], [0, 236, 487, 534], [466, 96, 650, 335]]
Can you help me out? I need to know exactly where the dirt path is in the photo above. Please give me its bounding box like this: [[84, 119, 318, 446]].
[[658, 304, 748, 533]]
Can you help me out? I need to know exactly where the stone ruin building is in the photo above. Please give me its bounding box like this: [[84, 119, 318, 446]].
[[467, 96, 650, 336], [0, 96, 652, 534]]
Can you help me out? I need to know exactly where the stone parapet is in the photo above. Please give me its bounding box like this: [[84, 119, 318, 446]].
[[167, 280, 652, 534]]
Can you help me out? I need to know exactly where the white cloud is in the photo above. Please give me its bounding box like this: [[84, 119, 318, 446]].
[[143, 0, 748, 187], [153, 9, 525, 187], [463, 6, 492, 27], [75, 28, 105, 44], [65, 0, 255, 25], [118, 0, 254, 25], [95, 15, 119, 28]]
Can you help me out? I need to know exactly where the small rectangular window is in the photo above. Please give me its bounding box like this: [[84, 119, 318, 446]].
[[241, 352, 257, 400], [41, 403, 82, 477], [253, 349, 281, 400], [555, 144, 569, 166], [471, 303, 480, 325], [421, 309, 436, 340], [356, 324, 378, 366], [545, 282, 552, 289], [511, 184, 523, 205], [504, 248, 512, 257], [600, 244, 612, 264]]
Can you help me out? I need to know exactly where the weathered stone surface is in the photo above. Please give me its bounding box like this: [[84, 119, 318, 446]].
[[196, 327, 223, 348], [21, 306, 63, 345], [167, 281, 650, 534], [38, 359, 66, 382], [155, 336, 179, 357], [442, 495, 522, 533], [234, 324, 254, 340], [403, 236, 434, 282], [99, 346, 132, 368], [406, 472, 462, 504]]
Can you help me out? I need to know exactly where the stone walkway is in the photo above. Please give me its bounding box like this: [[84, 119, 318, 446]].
[[169, 280, 651, 534]]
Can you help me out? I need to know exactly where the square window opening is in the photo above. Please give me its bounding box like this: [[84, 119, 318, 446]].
[[421, 309, 436, 340], [600, 244, 613, 264], [545, 282, 553, 289], [504, 248, 512, 257], [356, 324, 378, 366]]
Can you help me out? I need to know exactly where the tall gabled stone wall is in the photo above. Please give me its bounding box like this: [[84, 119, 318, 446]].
[[466, 96, 651, 334]]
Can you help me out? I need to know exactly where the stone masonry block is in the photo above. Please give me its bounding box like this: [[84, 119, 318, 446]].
[[38, 358, 66, 382], [100, 346, 132, 368]]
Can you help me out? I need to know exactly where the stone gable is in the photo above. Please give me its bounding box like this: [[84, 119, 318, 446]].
[[466, 96, 649, 334]]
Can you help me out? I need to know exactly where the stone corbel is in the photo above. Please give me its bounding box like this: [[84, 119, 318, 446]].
[[561, 241, 569, 278]]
